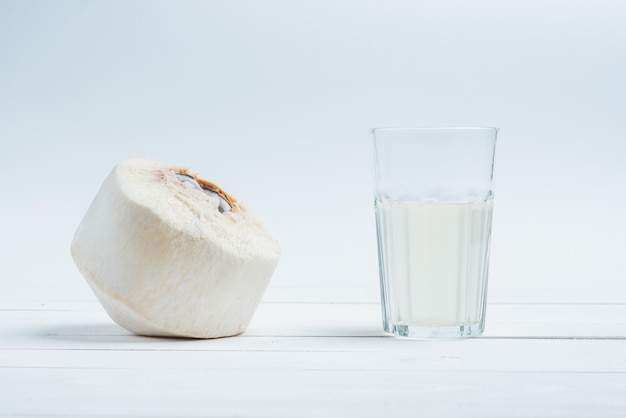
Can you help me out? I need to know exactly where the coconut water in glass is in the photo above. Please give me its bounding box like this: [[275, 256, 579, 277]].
[[371, 127, 498, 338]]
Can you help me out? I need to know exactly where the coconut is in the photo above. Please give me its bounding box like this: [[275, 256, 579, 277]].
[[71, 158, 280, 338]]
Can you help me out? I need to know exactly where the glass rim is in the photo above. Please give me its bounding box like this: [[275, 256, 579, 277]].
[[370, 126, 498, 135]]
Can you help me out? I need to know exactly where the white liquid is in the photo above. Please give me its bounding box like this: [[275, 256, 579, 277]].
[[375, 199, 493, 334]]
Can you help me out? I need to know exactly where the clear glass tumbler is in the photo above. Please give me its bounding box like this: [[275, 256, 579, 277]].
[[371, 127, 498, 338]]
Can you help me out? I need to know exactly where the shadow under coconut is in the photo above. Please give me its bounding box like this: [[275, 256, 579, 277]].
[[40, 322, 224, 344]]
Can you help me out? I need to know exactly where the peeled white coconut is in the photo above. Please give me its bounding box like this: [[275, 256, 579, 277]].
[[71, 158, 280, 338]]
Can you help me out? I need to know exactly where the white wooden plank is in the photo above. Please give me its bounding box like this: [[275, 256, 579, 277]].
[[1, 339, 625, 373], [4, 298, 626, 340], [1, 285, 626, 418], [2, 303, 626, 344], [0, 367, 625, 418]]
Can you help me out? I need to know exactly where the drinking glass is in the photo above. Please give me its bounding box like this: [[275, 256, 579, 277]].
[[371, 127, 498, 338]]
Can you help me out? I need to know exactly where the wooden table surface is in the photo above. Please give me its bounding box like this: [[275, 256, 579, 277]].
[[1, 284, 625, 417]]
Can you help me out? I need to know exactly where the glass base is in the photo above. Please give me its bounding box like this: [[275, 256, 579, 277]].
[[383, 320, 484, 339]]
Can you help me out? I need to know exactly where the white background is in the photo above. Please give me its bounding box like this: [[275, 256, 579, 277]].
[[1, 0, 625, 302]]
